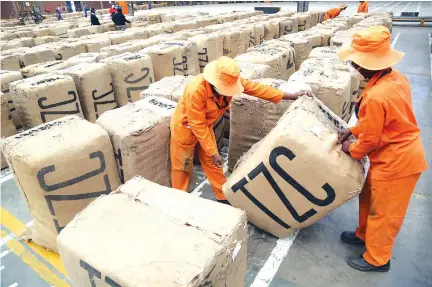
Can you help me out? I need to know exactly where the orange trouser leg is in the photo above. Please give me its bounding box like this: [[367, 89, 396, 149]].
[[355, 174, 372, 241], [196, 144, 227, 201], [170, 139, 194, 192], [362, 173, 421, 266]]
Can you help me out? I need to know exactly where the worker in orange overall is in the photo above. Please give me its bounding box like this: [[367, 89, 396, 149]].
[[357, 1, 369, 13], [337, 26, 428, 272], [324, 4, 348, 21], [170, 56, 310, 204]]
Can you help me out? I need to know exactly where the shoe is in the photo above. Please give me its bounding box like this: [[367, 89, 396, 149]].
[[348, 255, 390, 272], [341, 231, 365, 245]]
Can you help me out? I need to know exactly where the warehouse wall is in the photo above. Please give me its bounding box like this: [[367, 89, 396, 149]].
[[1, 1, 15, 19], [42, 1, 67, 15]]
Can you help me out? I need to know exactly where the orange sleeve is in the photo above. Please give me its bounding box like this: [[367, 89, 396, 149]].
[[240, 78, 284, 104], [349, 97, 385, 160], [185, 91, 218, 157]]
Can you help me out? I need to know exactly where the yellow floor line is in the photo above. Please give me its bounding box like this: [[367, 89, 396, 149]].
[[1, 230, 70, 287], [0, 207, 67, 275]]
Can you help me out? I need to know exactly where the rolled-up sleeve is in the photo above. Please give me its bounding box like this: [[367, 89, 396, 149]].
[[241, 78, 284, 104], [349, 98, 385, 160]]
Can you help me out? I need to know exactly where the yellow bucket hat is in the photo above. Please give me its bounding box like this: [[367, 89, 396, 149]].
[[203, 56, 244, 97], [337, 26, 404, 71]]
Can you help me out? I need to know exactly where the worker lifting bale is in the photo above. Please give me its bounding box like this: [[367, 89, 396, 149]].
[[223, 96, 366, 237], [96, 97, 176, 185], [101, 52, 155, 106], [55, 63, 118, 123], [57, 176, 248, 287], [9, 73, 83, 129], [1, 115, 121, 252]]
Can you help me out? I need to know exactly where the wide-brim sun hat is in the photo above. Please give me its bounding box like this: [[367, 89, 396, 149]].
[[203, 56, 244, 97], [337, 25, 404, 71]]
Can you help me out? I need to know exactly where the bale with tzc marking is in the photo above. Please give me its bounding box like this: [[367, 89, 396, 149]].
[[50, 42, 87, 60], [55, 63, 117, 123], [238, 62, 275, 80], [65, 53, 103, 65], [162, 40, 200, 76], [228, 79, 311, 171], [223, 96, 365, 237], [263, 21, 280, 40], [278, 35, 312, 70], [100, 52, 155, 107], [2, 115, 121, 252], [96, 97, 176, 185], [140, 75, 193, 102], [189, 33, 224, 73], [9, 74, 83, 129], [288, 67, 351, 120], [15, 47, 57, 67], [220, 29, 247, 59], [250, 23, 265, 46], [57, 176, 248, 287], [142, 44, 184, 81], [0, 70, 23, 129], [20, 60, 75, 78], [1, 92, 17, 169]]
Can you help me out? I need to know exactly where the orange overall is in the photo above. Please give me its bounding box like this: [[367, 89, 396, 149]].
[[170, 75, 283, 200], [357, 1, 369, 13], [349, 70, 428, 266], [324, 8, 343, 21]]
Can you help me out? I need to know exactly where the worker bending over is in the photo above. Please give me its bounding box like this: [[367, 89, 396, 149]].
[[357, 1, 368, 13], [170, 57, 310, 203], [337, 26, 428, 272], [324, 4, 348, 21]]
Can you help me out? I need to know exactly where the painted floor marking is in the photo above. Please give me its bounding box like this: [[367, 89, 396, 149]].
[[401, 1, 412, 13], [0, 174, 13, 184], [0, 265, 4, 271], [0, 250, 9, 258], [8, 283, 18, 287], [391, 32, 401, 49], [250, 230, 300, 287]]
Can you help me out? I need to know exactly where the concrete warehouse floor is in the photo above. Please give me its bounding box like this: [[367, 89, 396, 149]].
[[1, 2, 432, 287]]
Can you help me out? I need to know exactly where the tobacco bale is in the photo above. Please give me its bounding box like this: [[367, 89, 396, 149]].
[[15, 46, 57, 67], [238, 62, 275, 80], [33, 36, 61, 46], [96, 96, 176, 185], [0, 92, 18, 168], [20, 60, 75, 78], [0, 70, 23, 129], [278, 35, 312, 70], [140, 75, 193, 102], [162, 40, 200, 76], [142, 44, 185, 81], [1, 115, 121, 251], [223, 96, 365, 237], [100, 52, 155, 106], [189, 33, 224, 73], [0, 54, 21, 71], [10, 73, 83, 128], [57, 176, 247, 286], [65, 53, 103, 65], [78, 36, 111, 53]]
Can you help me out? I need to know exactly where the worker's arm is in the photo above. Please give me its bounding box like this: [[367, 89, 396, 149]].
[[185, 91, 218, 156], [124, 15, 131, 23], [348, 98, 385, 160]]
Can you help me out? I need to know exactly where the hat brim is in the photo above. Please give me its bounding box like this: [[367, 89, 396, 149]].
[[203, 61, 244, 97], [336, 45, 404, 71]]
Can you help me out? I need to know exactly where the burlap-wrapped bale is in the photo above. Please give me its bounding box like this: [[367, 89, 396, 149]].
[[1, 92, 18, 169], [238, 62, 275, 80], [49, 42, 87, 60], [278, 18, 294, 36], [16, 30, 35, 38], [330, 30, 357, 47], [147, 12, 163, 24], [55, 63, 117, 123], [107, 31, 135, 45], [78, 37, 112, 53], [217, 14, 238, 24], [288, 16, 299, 33], [34, 36, 61, 46], [96, 97, 176, 185], [0, 70, 23, 128], [49, 25, 69, 38], [15, 47, 57, 67], [228, 79, 311, 171], [65, 53, 103, 65], [33, 27, 54, 37], [57, 176, 247, 287], [0, 54, 21, 71], [189, 33, 224, 73], [101, 53, 155, 106], [20, 60, 75, 78], [142, 44, 185, 81], [162, 40, 200, 76], [278, 35, 312, 70], [223, 96, 365, 237], [293, 14, 312, 31], [67, 27, 91, 38], [10, 73, 83, 128], [308, 46, 339, 58], [263, 21, 280, 40], [251, 40, 297, 77], [100, 40, 145, 57], [288, 67, 351, 119], [18, 37, 36, 48], [1, 39, 24, 51], [298, 30, 324, 49], [2, 115, 121, 251], [250, 23, 265, 46], [220, 29, 247, 59], [140, 75, 193, 102], [86, 25, 104, 34]]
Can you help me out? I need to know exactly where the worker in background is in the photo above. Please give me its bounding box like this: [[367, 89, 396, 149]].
[[337, 26, 428, 272], [357, 1, 368, 13], [56, 6, 62, 21], [170, 57, 311, 204], [109, 4, 117, 18], [83, 4, 89, 17], [90, 8, 100, 26], [324, 4, 348, 21], [112, 8, 130, 31]]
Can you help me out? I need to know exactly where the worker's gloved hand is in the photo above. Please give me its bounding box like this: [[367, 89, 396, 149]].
[[282, 90, 312, 100], [212, 154, 223, 168], [338, 128, 352, 143], [341, 139, 353, 153]]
